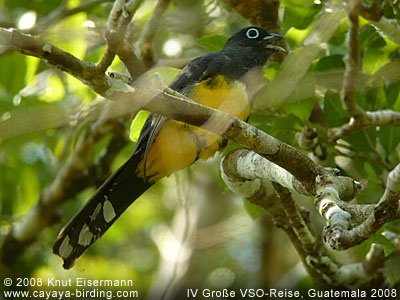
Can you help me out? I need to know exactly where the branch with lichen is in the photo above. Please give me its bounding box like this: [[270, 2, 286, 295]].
[[221, 151, 342, 288], [295, 126, 326, 160], [220, 138, 400, 288], [0, 24, 360, 270], [328, 110, 400, 139], [322, 164, 400, 250]]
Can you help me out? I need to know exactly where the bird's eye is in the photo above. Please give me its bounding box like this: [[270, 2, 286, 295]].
[[246, 28, 260, 39]]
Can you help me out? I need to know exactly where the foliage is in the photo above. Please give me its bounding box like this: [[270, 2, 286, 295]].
[[1, 0, 400, 296]]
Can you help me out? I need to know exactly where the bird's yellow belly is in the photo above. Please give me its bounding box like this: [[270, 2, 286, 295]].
[[136, 75, 250, 182]]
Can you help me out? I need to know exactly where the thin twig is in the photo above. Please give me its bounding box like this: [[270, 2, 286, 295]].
[[96, 0, 125, 73], [138, 0, 171, 68], [97, 0, 145, 76], [1, 101, 132, 265], [342, 0, 363, 117], [386, 0, 400, 23], [31, 0, 110, 35], [0, 0, 110, 57]]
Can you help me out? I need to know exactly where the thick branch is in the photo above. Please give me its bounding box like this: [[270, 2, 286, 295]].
[[221, 161, 339, 288], [1, 26, 354, 196], [222, 149, 311, 196]]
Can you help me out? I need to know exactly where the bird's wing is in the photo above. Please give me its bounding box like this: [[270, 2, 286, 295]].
[[134, 53, 223, 179]]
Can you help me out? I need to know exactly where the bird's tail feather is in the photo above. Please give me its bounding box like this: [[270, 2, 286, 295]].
[[53, 153, 152, 269]]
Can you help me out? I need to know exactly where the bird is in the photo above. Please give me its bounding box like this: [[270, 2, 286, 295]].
[[53, 26, 285, 269]]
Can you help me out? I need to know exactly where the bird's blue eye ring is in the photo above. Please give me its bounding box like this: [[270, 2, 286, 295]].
[[246, 28, 260, 39]]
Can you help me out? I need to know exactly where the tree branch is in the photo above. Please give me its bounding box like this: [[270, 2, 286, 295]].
[[1, 101, 132, 265], [138, 0, 171, 68], [0, 0, 110, 57], [328, 110, 400, 139], [341, 0, 363, 117], [322, 164, 400, 250], [221, 157, 339, 288], [32, 0, 110, 35], [386, 0, 400, 23], [97, 0, 144, 75]]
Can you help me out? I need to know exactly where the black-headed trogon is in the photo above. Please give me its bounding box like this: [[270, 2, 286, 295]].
[[53, 26, 285, 269]]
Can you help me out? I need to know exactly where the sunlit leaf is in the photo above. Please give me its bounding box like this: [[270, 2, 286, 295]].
[[130, 111, 150, 142], [146, 67, 181, 86], [196, 34, 228, 52], [243, 199, 263, 220], [49, 12, 87, 58], [359, 231, 395, 257], [282, 5, 320, 31], [283, 98, 315, 122], [39, 74, 65, 102], [323, 90, 347, 127], [362, 48, 390, 75], [359, 25, 387, 49], [0, 52, 27, 97]]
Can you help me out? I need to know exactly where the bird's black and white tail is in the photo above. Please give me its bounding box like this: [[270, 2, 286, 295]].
[[53, 154, 152, 269]]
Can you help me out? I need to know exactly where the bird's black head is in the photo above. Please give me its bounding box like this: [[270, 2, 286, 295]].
[[223, 26, 285, 61]]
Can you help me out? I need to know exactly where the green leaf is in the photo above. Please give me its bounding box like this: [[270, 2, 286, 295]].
[[281, 0, 315, 7], [314, 55, 345, 91], [384, 83, 400, 107], [282, 5, 320, 31], [271, 114, 302, 144], [286, 71, 315, 103], [380, 126, 400, 157], [146, 67, 181, 86], [129, 111, 150, 142], [222, 141, 243, 156], [49, 13, 87, 59], [323, 90, 347, 127], [283, 97, 315, 122], [359, 231, 395, 257], [344, 127, 377, 156], [385, 220, 400, 235], [315, 55, 345, 72], [0, 52, 27, 97], [196, 34, 228, 52], [39, 74, 65, 102], [359, 25, 387, 49], [362, 48, 390, 75], [243, 199, 264, 220]]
